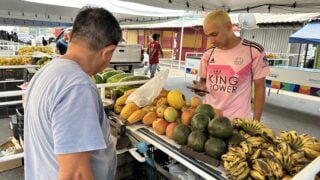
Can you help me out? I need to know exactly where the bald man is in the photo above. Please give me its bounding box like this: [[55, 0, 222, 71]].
[[193, 10, 270, 121]]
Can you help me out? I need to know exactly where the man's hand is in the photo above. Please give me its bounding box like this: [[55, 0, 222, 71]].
[[192, 79, 207, 97], [57, 152, 93, 180]]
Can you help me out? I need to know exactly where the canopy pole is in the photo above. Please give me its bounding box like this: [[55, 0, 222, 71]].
[[297, 43, 302, 67], [178, 17, 184, 71], [303, 43, 309, 67]]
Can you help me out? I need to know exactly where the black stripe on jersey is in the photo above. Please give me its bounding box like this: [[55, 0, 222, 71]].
[[205, 46, 216, 52], [242, 42, 264, 53], [243, 39, 264, 49], [243, 40, 264, 52]]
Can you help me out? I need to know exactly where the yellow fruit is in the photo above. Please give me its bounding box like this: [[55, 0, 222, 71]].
[[127, 110, 146, 124], [158, 89, 169, 98], [124, 88, 137, 96], [167, 89, 186, 110], [156, 97, 168, 107], [189, 96, 202, 107], [120, 102, 139, 119], [116, 95, 128, 106], [142, 112, 157, 126], [114, 104, 123, 114]]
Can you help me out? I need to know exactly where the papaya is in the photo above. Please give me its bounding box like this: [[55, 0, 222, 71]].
[[120, 102, 139, 119]]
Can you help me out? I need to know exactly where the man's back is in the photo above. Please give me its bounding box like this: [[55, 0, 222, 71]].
[[24, 59, 116, 180]]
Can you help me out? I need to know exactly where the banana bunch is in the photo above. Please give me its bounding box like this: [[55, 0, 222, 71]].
[[279, 131, 320, 159], [246, 136, 267, 148], [233, 118, 276, 142], [222, 141, 255, 179]]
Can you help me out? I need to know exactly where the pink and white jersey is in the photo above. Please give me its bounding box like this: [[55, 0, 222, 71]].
[[199, 39, 270, 120]]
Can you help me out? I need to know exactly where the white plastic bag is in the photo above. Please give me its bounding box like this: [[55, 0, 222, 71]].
[[126, 69, 169, 107]]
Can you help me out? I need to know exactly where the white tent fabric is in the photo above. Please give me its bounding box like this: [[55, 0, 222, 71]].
[[0, 0, 319, 27], [121, 0, 320, 13]]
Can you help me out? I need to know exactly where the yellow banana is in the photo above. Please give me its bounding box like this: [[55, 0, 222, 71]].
[[240, 141, 249, 154], [291, 151, 305, 161], [303, 143, 320, 151], [229, 147, 246, 158], [250, 170, 265, 180], [265, 158, 283, 178], [300, 134, 316, 145], [261, 150, 274, 159], [252, 159, 272, 177], [282, 154, 294, 172], [236, 167, 250, 179], [303, 147, 320, 159], [228, 161, 248, 176], [251, 148, 262, 160], [246, 136, 266, 148], [223, 157, 244, 170], [222, 153, 241, 161]]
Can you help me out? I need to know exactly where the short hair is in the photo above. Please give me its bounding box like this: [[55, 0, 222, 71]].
[[203, 9, 232, 28], [71, 6, 122, 50], [152, 33, 160, 41]]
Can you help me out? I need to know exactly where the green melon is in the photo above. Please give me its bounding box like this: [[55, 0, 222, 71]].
[[190, 113, 210, 132], [173, 124, 191, 145], [187, 130, 207, 152], [208, 116, 233, 139], [195, 104, 215, 119], [116, 75, 150, 93], [204, 137, 227, 159]]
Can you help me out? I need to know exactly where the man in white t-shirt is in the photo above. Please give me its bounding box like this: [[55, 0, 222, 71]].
[[25, 7, 122, 180]]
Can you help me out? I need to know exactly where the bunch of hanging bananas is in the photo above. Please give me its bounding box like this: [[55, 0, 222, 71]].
[[278, 131, 320, 159], [222, 119, 320, 179], [233, 118, 276, 142], [222, 142, 251, 179]]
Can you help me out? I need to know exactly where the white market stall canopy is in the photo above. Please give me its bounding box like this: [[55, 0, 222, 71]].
[[121, 0, 320, 13], [0, 0, 320, 27], [0, 0, 192, 27]]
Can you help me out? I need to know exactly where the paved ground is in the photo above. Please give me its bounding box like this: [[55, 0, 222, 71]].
[[0, 62, 319, 179]]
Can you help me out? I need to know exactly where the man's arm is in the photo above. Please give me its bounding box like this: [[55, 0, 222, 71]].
[[253, 77, 266, 121], [57, 152, 94, 180], [159, 44, 164, 58]]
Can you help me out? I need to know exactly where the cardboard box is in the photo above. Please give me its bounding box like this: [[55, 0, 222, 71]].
[[0, 137, 23, 172]]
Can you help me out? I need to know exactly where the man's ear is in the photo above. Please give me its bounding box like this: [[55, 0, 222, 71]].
[[101, 44, 116, 59]]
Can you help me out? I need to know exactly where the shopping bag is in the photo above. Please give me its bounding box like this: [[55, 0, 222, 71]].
[[126, 69, 169, 107]]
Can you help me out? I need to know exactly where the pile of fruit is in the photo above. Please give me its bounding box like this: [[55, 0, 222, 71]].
[[18, 46, 55, 55], [222, 118, 320, 179], [92, 68, 149, 95], [114, 88, 320, 179], [36, 56, 52, 68], [115, 88, 235, 158], [266, 53, 280, 59], [0, 56, 31, 66]]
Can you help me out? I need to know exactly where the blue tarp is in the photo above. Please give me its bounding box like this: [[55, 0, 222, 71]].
[[289, 22, 320, 44]]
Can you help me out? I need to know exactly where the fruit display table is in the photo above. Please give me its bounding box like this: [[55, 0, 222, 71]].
[[266, 66, 320, 97]]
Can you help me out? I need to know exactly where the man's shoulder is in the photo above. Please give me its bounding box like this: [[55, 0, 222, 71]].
[[241, 39, 264, 53]]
